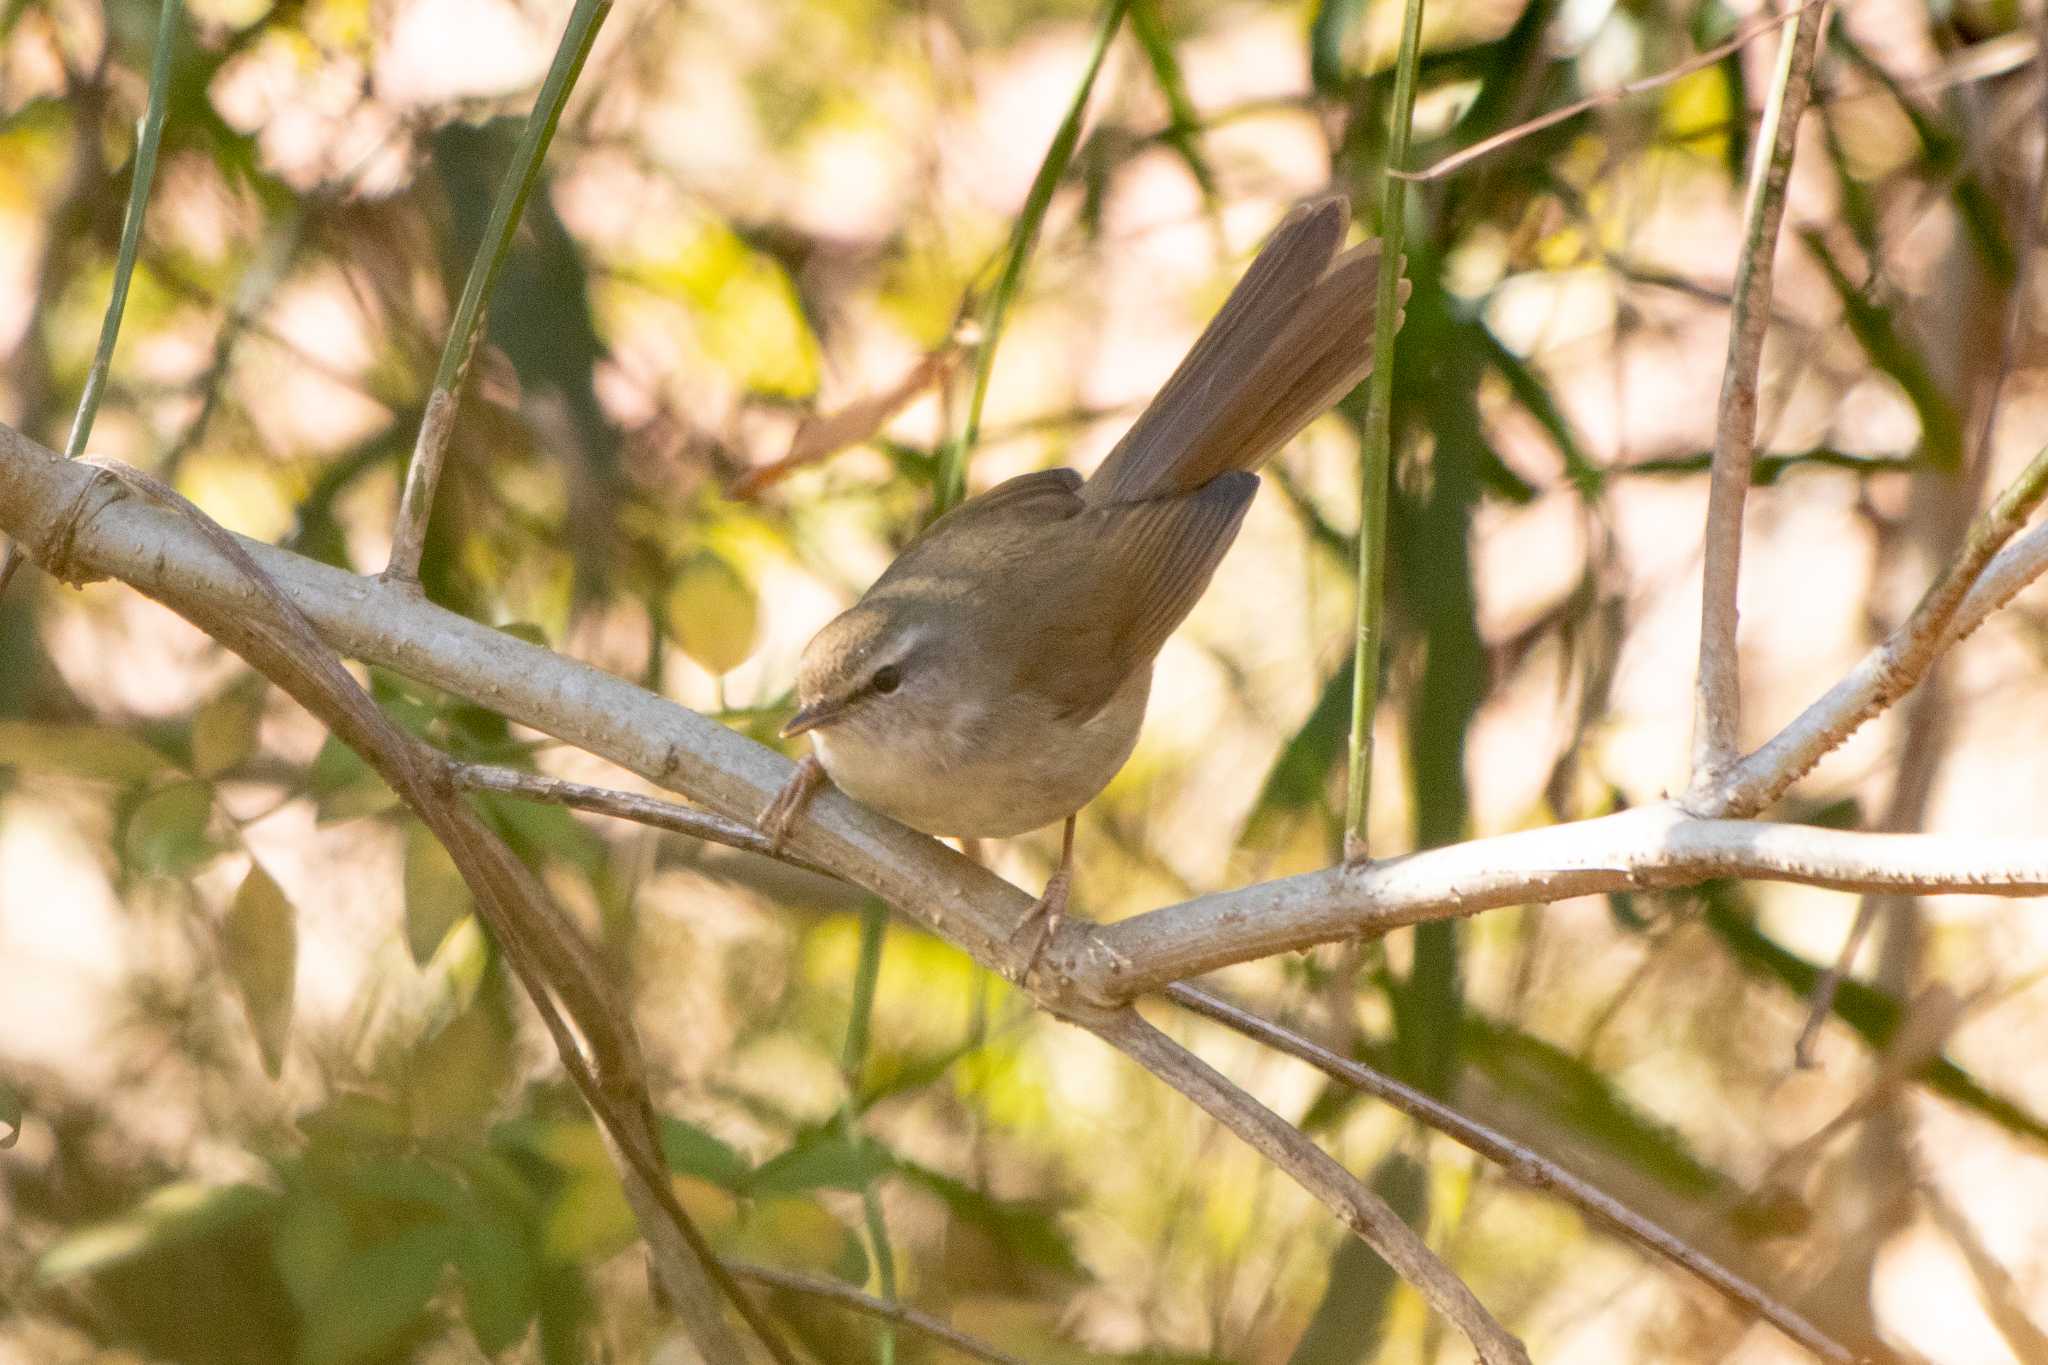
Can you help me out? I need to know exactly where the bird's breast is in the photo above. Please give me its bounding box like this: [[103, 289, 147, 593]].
[[812, 668, 1151, 839]]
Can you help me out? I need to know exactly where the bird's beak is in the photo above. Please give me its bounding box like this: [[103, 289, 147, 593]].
[[781, 699, 844, 738]]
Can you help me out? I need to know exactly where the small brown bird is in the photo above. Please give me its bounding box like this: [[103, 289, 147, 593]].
[[763, 196, 1403, 967]]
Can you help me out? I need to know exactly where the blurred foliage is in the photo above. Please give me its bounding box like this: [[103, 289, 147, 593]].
[[5, 0, 2048, 1359]]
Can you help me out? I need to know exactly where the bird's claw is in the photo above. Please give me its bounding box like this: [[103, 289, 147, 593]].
[[759, 754, 826, 854], [1008, 866, 1070, 985]]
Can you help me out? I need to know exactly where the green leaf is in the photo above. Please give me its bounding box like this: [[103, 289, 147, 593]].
[[1289, 1153, 1426, 1363], [745, 1129, 895, 1197], [937, 0, 1129, 513], [307, 735, 397, 822], [39, 1182, 277, 1282], [1699, 887, 2048, 1144], [1239, 658, 1351, 851], [454, 1216, 538, 1354], [894, 1161, 1085, 1277], [0, 1079, 19, 1148], [403, 821, 473, 966], [402, 990, 516, 1138], [272, 1189, 352, 1311], [0, 719, 173, 781], [1803, 230, 1965, 473], [1474, 324, 1599, 496], [659, 1117, 752, 1191], [123, 779, 222, 875], [1310, 0, 1366, 94], [222, 861, 297, 1077], [1129, 0, 1216, 202], [191, 678, 263, 777], [295, 1221, 462, 1365], [663, 550, 760, 676], [1464, 1014, 1724, 1196]]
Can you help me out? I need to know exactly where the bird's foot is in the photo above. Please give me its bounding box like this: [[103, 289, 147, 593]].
[[1008, 864, 1071, 985], [759, 754, 826, 854]]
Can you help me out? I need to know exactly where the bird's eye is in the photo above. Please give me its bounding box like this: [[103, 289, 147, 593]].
[[871, 664, 902, 695]]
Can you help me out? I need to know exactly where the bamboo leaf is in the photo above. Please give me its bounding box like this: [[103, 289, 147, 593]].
[[222, 861, 297, 1078]]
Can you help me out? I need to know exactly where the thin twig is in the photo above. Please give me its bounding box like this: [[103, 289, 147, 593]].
[[383, 0, 613, 586], [448, 760, 831, 873], [1166, 984, 1859, 1363], [934, 0, 1128, 515], [0, 0, 182, 599], [730, 1262, 1026, 1365], [1689, 0, 1832, 789], [1394, 0, 1829, 185], [1096, 1008, 1532, 1364], [1700, 438, 2048, 817], [1343, 0, 1426, 861]]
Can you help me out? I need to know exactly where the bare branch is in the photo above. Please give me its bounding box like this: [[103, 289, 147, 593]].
[[1701, 440, 2048, 818], [1393, 0, 1826, 186], [11, 451, 780, 1364], [1066, 807, 2048, 1000], [0, 420, 1531, 1365], [1167, 984, 1860, 1363], [13, 418, 2048, 1360], [448, 759, 831, 873], [1690, 0, 1832, 787], [1094, 1007, 1532, 1365], [729, 1261, 1027, 1365]]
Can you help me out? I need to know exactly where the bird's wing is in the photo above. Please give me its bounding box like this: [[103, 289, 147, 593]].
[[1018, 472, 1259, 718]]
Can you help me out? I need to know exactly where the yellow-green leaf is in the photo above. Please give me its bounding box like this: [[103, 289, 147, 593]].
[[125, 780, 222, 875], [222, 862, 297, 1078], [192, 680, 264, 778], [0, 720, 172, 782], [403, 822, 472, 966], [663, 551, 759, 675]]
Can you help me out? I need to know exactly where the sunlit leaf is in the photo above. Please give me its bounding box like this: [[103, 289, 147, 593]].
[[38, 1182, 277, 1282], [296, 1221, 462, 1365], [403, 820, 473, 966], [539, 1169, 635, 1261], [124, 779, 222, 875], [663, 550, 760, 676], [221, 861, 297, 1078], [0, 719, 173, 781], [191, 678, 264, 778], [402, 990, 515, 1138]]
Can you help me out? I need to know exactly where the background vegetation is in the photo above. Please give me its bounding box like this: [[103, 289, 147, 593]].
[[3, 0, 2047, 1359]]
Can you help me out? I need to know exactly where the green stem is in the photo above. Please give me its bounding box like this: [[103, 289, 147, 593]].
[[1343, 0, 1429, 858], [936, 0, 1129, 516], [65, 0, 183, 458], [384, 0, 612, 583], [430, 0, 609, 399]]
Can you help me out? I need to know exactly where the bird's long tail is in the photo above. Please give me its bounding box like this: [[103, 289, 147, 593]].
[[1082, 196, 1405, 506]]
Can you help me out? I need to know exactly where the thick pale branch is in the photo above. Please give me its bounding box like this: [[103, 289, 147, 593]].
[[1690, 0, 1830, 784], [8, 419, 2042, 1361], [1066, 806, 2048, 999]]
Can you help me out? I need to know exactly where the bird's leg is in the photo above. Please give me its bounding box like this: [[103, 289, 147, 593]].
[[758, 753, 827, 853], [1010, 814, 1076, 981]]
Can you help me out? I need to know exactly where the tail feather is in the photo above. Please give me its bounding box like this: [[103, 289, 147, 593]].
[[1084, 198, 1401, 505]]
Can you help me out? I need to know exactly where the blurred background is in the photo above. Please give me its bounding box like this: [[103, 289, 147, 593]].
[[4, 0, 2048, 1358]]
